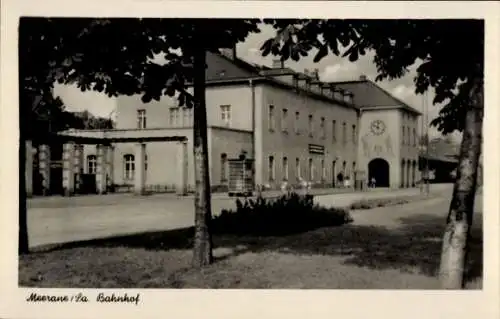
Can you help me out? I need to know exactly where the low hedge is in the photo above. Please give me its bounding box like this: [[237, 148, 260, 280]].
[[349, 194, 433, 210], [213, 192, 353, 236]]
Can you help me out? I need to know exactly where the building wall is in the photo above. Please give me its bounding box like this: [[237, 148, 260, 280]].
[[209, 127, 253, 187], [255, 83, 359, 188], [358, 108, 420, 188], [79, 126, 252, 191], [81, 128, 194, 189], [358, 109, 402, 188], [115, 84, 254, 132], [399, 110, 420, 186]]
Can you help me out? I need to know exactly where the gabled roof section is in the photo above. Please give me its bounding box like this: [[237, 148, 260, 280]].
[[205, 51, 260, 81], [330, 79, 422, 115]]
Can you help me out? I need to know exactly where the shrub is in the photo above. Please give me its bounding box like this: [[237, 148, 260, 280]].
[[212, 192, 353, 236], [349, 197, 414, 210]]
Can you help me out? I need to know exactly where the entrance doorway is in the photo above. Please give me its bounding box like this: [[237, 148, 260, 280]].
[[368, 158, 390, 187]]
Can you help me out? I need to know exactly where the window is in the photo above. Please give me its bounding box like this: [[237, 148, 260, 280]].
[[308, 114, 313, 137], [413, 128, 417, 146], [169, 108, 176, 126], [402, 126, 406, 145], [352, 124, 357, 143], [220, 153, 228, 183], [320, 117, 326, 139], [145, 154, 148, 171], [137, 109, 146, 129], [124, 154, 135, 180], [332, 120, 337, 142], [281, 108, 288, 132], [342, 122, 347, 144], [308, 158, 314, 180], [268, 156, 275, 181], [407, 127, 411, 146], [175, 108, 180, 126], [294, 111, 300, 134], [268, 105, 275, 131], [282, 156, 289, 180], [352, 161, 357, 180], [220, 105, 231, 127], [342, 161, 347, 174], [87, 155, 97, 174], [169, 108, 180, 127], [183, 108, 189, 126], [188, 107, 193, 126], [295, 158, 301, 180]]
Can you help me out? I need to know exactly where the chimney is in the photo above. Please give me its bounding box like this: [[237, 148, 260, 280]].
[[220, 46, 237, 60], [313, 68, 320, 80], [359, 74, 367, 81], [333, 89, 344, 101], [272, 59, 284, 69], [343, 91, 354, 103]]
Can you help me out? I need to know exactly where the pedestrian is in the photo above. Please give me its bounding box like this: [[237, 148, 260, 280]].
[[344, 176, 351, 188], [370, 177, 376, 188], [337, 172, 344, 187]]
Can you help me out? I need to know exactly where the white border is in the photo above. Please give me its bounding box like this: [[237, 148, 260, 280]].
[[1, 1, 499, 319]]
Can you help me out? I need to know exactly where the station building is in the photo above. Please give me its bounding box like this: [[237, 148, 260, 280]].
[[25, 49, 422, 196]]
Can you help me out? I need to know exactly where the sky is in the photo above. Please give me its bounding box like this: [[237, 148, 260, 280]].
[[54, 23, 459, 140]]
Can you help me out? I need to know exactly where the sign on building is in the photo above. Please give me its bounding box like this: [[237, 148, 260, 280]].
[[308, 144, 325, 155]]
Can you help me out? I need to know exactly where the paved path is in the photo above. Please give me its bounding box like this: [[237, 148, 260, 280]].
[[27, 184, 454, 248]]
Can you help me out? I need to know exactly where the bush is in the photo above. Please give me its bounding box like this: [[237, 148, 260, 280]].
[[349, 197, 413, 210], [212, 192, 353, 236]]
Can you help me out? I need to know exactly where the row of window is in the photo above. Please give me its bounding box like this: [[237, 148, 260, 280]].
[[86, 154, 147, 181], [267, 155, 355, 182], [137, 106, 226, 129], [219, 153, 356, 184], [268, 105, 357, 143], [137, 105, 358, 144], [402, 125, 418, 146]]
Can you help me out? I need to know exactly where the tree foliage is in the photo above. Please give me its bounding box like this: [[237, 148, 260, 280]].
[[260, 19, 484, 133], [20, 18, 261, 105], [19, 18, 262, 265]]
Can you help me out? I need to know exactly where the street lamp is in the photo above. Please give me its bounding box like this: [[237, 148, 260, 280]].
[[420, 90, 430, 195]]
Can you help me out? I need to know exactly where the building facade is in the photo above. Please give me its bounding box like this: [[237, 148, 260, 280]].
[[26, 50, 422, 196]]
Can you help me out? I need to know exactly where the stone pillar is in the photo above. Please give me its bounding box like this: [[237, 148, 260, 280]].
[[134, 143, 146, 195], [62, 142, 75, 196], [106, 145, 115, 192], [25, 140, 34, 197], [96, 144, 107, 194], [38, 144, 51, 196], [73, 144, 83, 193], [176, 141, 188, 196]]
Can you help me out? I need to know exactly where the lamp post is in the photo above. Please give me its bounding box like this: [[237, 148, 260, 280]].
[[419, 91, 431, 195], [423, 91, 430, 195]]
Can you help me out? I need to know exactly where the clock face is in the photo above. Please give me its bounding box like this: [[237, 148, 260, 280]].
[[370, 120, 386, 135]]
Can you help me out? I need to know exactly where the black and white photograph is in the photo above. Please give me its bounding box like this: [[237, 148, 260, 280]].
[[1, 1, 499, 318]]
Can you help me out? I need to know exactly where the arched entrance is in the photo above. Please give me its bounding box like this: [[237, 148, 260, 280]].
[[368, 158, 390, 187]]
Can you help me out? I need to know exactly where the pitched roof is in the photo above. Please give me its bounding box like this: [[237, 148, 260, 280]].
[[420, 137, 460, 163], [329, 79, 422, 115], [205, 51, 259, 81]]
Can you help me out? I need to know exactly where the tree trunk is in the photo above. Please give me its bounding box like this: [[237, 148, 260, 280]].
[[191, 47, 214, 267], [19, 107, 30, 255], [438, 79, 483, 289]]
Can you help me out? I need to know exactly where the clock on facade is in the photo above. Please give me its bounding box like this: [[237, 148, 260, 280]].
[[370, 120, 386, 135]]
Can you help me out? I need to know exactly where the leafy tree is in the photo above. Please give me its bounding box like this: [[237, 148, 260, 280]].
[[72, 110, 115, 130], [260, 19, 483, 289], [19, 18, 261, 266]]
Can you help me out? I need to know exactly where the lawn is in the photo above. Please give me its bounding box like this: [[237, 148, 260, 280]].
[[19, 210, 483, 289]]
